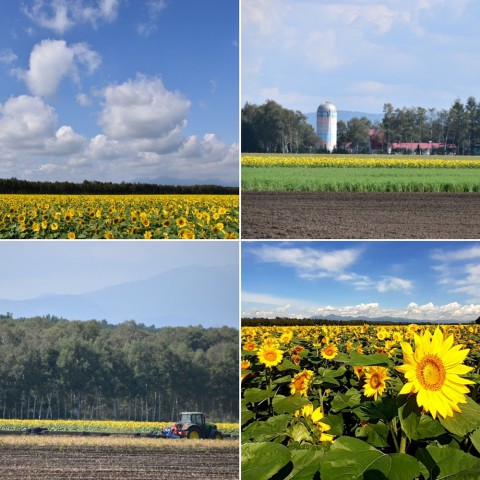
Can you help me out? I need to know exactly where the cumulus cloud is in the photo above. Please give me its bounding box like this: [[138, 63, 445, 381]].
[[16, 39, 101, 97], [241, 298, 480, 322], [99, 75, 190, 141], [0, 95, 57, 149], [23, 0, 120, 34], [0, 72, 237, 184]]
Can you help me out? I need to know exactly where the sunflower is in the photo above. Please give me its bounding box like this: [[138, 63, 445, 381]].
[[290, 369, 314, 396], [67, 232, 75, 239], [363, 366, 390, 400], [321, 344, 338, 360], [295, 404, 335, 442], [257, 343, 284, 368], [396, 328, 474, 419]]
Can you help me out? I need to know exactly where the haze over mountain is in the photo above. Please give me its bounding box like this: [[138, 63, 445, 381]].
[[311, 314, 455, 324], [0, 265, 238, 328]]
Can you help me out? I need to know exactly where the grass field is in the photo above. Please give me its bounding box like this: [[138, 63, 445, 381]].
[[241, 154, 480, 192], [242, 166, 480, 192]]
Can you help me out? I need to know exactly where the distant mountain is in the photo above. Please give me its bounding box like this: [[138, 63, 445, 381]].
[[311, 314, 458, 324], [306, 110, 384, 129], [0, 265, 238, 328], [133, 176, 238, 187]]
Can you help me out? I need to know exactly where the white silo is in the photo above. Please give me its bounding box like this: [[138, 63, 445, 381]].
[[317, 101, 337, 152]]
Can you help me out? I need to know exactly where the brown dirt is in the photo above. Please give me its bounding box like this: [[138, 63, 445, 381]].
[[241, 191, 480, 239], [0, 439, 239, 479]]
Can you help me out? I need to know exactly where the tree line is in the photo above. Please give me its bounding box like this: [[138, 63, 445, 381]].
[[242, 317, 475, 327], [0, 178, 238, 195], [242, 97, 480, 155], [0, 315, 238, 422], [241, 100, 318, 153]]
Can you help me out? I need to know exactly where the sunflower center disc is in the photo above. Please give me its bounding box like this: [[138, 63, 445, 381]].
[[265, 351, 277, 361], [417, 355, 446, 391], [370, 374, 381, 388]]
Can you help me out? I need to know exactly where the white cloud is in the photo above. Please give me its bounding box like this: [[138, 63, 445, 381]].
[[23, 0, 120, 34], [0, 48, 17, 64], [16, 39, 101, 97], [431, 243, 480, 302], [252, 245, 362, 273], [99, 75, 190, 141], [0, 74, 237, 185], [137, 0, 167, 37], [377, 277, 413, 293], [242, 299, 480, 322], [0, 95, 57, 150]]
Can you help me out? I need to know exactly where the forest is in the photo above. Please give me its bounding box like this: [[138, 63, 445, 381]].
[[242, 97, 480, 155], [0, 178, 238, 195], [0, 315, 238, 423]]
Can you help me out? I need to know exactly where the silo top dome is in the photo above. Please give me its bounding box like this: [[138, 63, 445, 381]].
[[317, 101, 337, 114]]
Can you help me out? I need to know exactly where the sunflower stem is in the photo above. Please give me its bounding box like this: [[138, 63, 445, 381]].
[[399, 428, 407, 454], [390, 419, 400, 453]]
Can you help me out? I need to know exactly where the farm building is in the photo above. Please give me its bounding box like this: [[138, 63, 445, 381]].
[[316, 101, 337, 152]]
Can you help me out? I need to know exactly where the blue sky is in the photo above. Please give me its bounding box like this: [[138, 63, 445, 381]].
[[242, 0, 480, 115], [242, 241, 480, 322], [0, 240, 238, 299], [0, 240, 239, 327], [0, 0, 238, 184]]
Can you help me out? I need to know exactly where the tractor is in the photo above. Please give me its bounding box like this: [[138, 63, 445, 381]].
[[160, 412, 223, 439]]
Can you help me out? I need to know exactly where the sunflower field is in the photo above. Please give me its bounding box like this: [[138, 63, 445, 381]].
[[241, 154, 480, 192], [241, 323, 480, 480], [0, 194, 238, 239]]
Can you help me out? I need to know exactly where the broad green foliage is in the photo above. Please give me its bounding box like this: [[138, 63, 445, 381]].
[[241, 324, 480, 479]]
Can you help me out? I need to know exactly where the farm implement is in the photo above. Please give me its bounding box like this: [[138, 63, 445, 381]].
[[155, 412, 224, 440]]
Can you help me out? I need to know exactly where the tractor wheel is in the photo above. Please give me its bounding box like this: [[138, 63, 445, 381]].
[[212, 431, 223, 440], [187, 427, 201, 439]]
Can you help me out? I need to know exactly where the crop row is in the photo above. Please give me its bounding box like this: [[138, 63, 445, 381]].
[[0, 418, 239, 436], [241, 323, 480, 480], [242, 166, 480, 192], [242, 155, 480, 168], [0, 194, 239, 239]]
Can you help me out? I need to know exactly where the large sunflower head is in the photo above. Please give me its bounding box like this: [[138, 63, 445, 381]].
[[321, 344, 338, 360], [396, 327, 474, 419], [289, 369, 314, 396], [363, 366, 390, 401], [257, 343, 284, 368]]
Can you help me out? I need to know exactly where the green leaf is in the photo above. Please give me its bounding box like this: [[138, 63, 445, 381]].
[[416, 445, 480, 480], [277, 359, 301, 371], [284, 447, 325, 480], [288, 422, 314, 443], [320, 436, 421, 480], [355, 422, 390, 448], [244, 387, 275, 404], [242, 415, 291, 443], [323, 413, 344, 437], [398, 395, 445, 440], [470, 428, 480, 454], [242, 442, 292, 480], [335, 351, 394, 368], [331, 388, 362, 412], [439, 396, 480, 436], [273, 393, 310, 414]]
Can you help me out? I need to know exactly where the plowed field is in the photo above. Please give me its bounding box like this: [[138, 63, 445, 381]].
[[0, 437, 239, 479], [241, 191, 480, 239]]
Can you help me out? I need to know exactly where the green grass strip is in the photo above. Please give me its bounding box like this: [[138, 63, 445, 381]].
[[241, 167, 480, 192]]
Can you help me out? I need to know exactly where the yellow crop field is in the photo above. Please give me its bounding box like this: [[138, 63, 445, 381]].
[[0, 418, 239, 436], [242, 155, 480, 168], [241, 323, 480, 479], [0, 194, 239, 239]]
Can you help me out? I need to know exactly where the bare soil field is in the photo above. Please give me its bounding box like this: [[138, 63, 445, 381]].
[[0, 436, 239, 479], [241, 191, 480, 239]]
